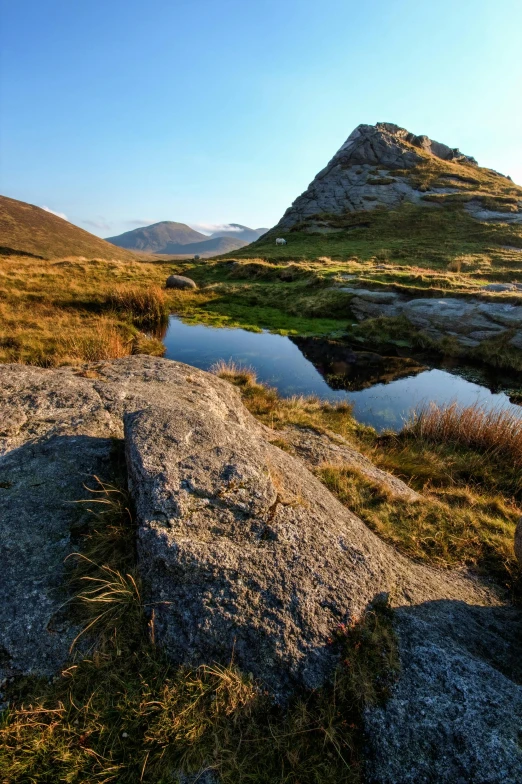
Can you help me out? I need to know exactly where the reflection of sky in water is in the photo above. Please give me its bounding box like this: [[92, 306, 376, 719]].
[[163, 318, 522, 431]]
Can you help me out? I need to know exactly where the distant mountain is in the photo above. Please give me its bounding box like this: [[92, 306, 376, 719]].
[[163, 236, 248, 256], [106, 220, 266, 257], [106, 221, 207, 253], [209, 224, 269, 243], [0, 195, 135, 261]]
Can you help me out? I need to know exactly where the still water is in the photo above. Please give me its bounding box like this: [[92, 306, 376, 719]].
[[163, 317, 522, 431]]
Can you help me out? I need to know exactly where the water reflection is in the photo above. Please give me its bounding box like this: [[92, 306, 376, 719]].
[[162, 317, 522, 431]]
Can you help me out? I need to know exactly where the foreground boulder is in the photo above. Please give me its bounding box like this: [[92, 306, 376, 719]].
[[166, 274, 197, 289], [1, 357, 520, 781]]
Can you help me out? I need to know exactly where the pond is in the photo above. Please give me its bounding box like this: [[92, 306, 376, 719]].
[[162, 317, 522, 431]]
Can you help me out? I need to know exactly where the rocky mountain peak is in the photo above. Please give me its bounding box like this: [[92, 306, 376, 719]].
[[275, 122, 520, 230]]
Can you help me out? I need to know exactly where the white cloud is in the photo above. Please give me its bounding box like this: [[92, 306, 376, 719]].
[[188, 222, 240, 236], [42, 205, 68, 221]]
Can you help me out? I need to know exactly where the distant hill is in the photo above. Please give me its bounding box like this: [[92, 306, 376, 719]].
[[106, 221, 207, 253], [163, 235, 249, 256], [209, 224, 269, 243], [0, 195, 135, 261], [106, 220, 266, 257]]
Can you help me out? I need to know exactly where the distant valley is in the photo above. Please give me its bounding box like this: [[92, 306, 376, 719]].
[[106, 221, 268, 257]]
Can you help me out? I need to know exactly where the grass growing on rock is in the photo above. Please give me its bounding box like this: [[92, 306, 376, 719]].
[[214, 365, 522, 595], [0, 474, 399, 783]]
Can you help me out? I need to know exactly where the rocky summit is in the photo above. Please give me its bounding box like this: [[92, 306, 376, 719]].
[[275, 122, 522, 229], [1, 356, 522, 782]]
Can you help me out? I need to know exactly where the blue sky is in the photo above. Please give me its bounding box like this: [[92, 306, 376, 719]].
[[1, 0, 521, 237]]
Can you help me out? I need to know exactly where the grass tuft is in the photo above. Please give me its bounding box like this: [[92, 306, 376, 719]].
[[107, 285, 168, 328], [407, 402, 522, 474]]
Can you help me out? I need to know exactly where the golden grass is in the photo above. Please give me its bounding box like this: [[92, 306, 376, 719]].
[[0, 255, 174, 365], [212, 360, 364, 440], [107, 284, 168, 326], [407, 402, 522, 473]]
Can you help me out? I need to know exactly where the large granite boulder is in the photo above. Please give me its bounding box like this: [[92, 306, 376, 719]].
[[1, 357, 521, 781], [365, 602, 522, 784]]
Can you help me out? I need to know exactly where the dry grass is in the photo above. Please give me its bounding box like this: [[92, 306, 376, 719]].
[[318, 463, 520, 588], [212, 360, 364, 440], [407, 402, 522, 474], [107, 284, 168, 327], [0, 255, 174, 365]]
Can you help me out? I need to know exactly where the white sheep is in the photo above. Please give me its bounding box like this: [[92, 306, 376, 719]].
[[275, 238, 287, 246]]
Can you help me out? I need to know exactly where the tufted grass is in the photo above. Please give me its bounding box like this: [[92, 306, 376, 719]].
[[0, 475, 399, 783]]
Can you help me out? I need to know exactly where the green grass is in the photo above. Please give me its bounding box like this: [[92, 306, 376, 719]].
[[229, 202, 522, 268], [0, 474, 399, 783]]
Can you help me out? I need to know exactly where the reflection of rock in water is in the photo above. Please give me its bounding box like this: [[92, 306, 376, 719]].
[[291, 336, 425, 391]]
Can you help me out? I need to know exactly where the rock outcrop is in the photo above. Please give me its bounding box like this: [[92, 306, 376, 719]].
[[341, 287, 522, 350], [1, 356, 521, 781], [275, 122, 522, 229]]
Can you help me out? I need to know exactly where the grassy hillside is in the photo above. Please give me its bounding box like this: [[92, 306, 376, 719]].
[[0, 195, 136, 261]]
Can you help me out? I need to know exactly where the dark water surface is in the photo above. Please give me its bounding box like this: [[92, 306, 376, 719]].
[[163, 317, 522, 431]]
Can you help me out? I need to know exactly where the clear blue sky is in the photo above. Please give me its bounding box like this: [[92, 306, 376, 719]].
[[1, 0, 521, 237]]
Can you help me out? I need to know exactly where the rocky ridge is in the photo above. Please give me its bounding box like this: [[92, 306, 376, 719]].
[[275, 122, 522, 229], [1, 356, 521, 781]]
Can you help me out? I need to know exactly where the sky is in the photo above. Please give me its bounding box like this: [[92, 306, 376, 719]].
[[1, 0, 521, 238]]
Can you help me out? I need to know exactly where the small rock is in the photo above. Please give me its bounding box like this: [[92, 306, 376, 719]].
[[166, 275, 197, 290]]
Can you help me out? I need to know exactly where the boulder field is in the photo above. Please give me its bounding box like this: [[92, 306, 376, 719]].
[[1, 356, 521, 782]]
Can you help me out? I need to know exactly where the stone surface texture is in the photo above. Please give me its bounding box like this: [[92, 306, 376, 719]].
[[340, 287, 522, 349], [275, 122, 522, 229], [1, 356, 520, 781], [365, 602, 522, 784]]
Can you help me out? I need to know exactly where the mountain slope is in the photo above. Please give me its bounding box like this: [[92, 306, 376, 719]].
[[233, 122, 522, 261], [106, 221, 207, 252], [163, 235, 248, 256], [0, 195, 136, 261], [209, 224, 269, 243], [274, 122, 522, 230]]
